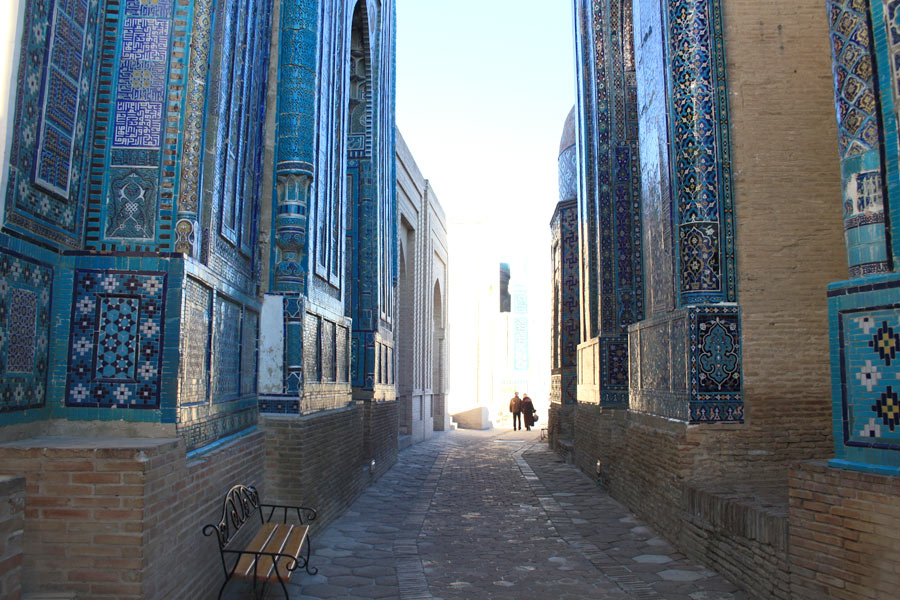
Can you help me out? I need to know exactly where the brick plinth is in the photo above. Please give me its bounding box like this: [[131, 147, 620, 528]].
[[682, 481, 790, 600], [261, 407, 368, 531], [0, 475, 25, 600], [789, 461, 900, 599], [0, 431, 264, 600]]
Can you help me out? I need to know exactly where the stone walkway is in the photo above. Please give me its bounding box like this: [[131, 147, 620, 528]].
[[228, 429, 747, 599]]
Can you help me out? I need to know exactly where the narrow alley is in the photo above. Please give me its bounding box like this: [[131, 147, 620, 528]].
[[231, 430, 747, 600]]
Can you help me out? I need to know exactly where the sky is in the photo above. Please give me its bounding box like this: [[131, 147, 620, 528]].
[[396, 0, 576, 404], [396, 1, 576, 229]]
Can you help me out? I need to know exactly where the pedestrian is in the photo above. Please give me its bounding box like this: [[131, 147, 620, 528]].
[[509, 392, 522, 431], [522, 394, 537, 431]]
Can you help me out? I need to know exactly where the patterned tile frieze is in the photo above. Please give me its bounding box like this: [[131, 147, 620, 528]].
[[0, 249, 52, 413], [830, 0, 882, 158], [65, 270, 167, 409], [176, 0, 214, 254], [4, 0, 99, 248]]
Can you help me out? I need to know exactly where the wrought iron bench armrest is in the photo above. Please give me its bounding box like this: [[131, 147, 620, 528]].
[[260, 502, 318, 524]]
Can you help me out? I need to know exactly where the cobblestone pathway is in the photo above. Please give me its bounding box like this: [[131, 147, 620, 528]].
[[231, 429, 747, 599]]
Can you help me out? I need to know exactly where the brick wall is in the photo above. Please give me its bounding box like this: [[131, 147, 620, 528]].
[[145, 431, 265, 600], [789, 461, 900, 599], [0, 475, 24, 600], [724, 0, 844, 465], [571, 408, 796, 599], [261, 407, 368, 531], [366, 401, 399, 481], [0, 431, 265, 600]]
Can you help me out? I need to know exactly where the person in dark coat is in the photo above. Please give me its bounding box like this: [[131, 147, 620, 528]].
[[509, 392, 522, 431], [522, 394, 537, 431]]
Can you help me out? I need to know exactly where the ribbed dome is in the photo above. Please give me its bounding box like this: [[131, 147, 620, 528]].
[[558, 104, 577, 202], [559, 105, 576, 155]]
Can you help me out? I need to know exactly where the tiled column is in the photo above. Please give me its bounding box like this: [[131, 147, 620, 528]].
[[626, 0, 742, 423], [827, 0, 900, 473]]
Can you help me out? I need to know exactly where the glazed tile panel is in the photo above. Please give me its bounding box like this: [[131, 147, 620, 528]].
[[0, 250, 52, 413], [628, 304, 742, 423], [4, 0, 99, 248], [212, 296, 241, 401], [634, 0, 676, 317], [841, 308, 900, 450], [829, 275, 900, 469], [65, 270, 167, 409]]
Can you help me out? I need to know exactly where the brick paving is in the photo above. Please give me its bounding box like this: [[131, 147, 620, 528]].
[[226, 429, 747, 599]]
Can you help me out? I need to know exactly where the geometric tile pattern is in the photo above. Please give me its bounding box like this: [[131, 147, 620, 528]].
[[113, 11, 170, 148], [272, 0, 318, 291], [105, 167, 158, 240], [98, 0, 170, 244], [4, 0, 98, 248], [559, 202, 580, 370], [66, 269, 167, 409], [840, 306, 900, 451], [212, 295, 241, 402], [827, 0, 890, 278], [828, 0, 882, 159], [0, 250, 52, 413]]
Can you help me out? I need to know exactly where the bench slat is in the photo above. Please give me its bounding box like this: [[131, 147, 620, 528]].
[[233, 523, 278, 579], [270, 525, 309, 582], [232, 523, 309, 583]]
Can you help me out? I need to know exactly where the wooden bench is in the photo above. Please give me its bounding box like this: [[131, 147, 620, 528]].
[[203, 485, 318, 599]]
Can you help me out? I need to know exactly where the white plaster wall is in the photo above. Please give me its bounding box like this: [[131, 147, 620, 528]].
[[258, 294, 286, 394], [395, 128, 448, 442]]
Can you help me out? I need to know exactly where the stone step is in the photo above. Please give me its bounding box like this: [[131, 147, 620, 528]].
[[24, 593, 79, 600]]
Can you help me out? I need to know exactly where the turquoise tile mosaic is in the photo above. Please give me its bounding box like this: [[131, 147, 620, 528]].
[[829, 275, 900, 469], [65, 270, 167, 409]]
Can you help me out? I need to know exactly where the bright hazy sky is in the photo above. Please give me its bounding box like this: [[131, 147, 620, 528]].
[[396, 1, 576, 402], [396, 0, 576, 236]]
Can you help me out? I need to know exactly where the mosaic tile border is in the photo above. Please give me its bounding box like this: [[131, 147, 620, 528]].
[[0, 248, 53, 413]]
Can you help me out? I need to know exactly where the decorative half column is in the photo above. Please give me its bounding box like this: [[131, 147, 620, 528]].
[[627, 0, 743, 423], [573, 0, 644, 407], [827, 0, 900, 473]]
